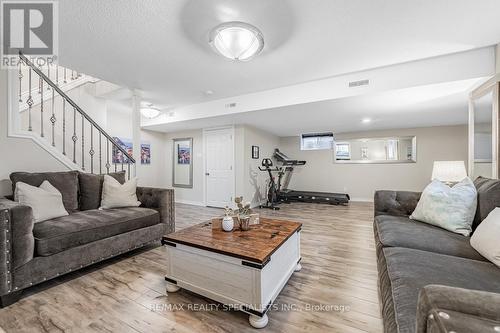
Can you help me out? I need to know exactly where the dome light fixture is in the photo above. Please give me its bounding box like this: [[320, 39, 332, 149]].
[[209, 21, 264, 61], [140, 105, 161, 119]]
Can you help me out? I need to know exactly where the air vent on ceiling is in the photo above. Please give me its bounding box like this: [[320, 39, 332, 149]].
[[225, 102, 237, 108], [349, 79, 370, 88]]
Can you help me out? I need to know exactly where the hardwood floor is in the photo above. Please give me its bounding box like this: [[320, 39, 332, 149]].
[[0, 202, 382, 333]]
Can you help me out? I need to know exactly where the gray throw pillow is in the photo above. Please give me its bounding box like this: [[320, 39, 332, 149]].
[[10, 171, 79, 212], [473, 176, 500, 230], [78, 171, 126, 210]]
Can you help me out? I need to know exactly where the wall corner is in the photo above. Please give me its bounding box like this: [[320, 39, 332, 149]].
[[496, 44, 500, 74]]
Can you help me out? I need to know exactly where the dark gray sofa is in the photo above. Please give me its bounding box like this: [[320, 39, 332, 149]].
[[0, 170, 174, 306], [374, 177, 500, 333]]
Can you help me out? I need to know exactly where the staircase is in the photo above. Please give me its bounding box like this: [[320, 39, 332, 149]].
[[16, 52, 136, 179]]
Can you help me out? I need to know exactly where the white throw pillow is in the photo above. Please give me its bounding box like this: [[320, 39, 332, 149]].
[[410, 177, 477, 236], [100, 175, 141, 209], [471, 207, 500, 267], [14, 181, 69, 223]]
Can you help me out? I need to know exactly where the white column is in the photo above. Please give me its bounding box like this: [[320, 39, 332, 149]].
[[132, 90, 141, 177]]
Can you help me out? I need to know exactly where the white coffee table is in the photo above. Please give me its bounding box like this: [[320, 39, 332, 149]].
[[162, 218, 302, 328]]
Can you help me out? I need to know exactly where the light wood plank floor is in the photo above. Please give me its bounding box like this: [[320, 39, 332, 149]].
[[0, 202, 382, 333]]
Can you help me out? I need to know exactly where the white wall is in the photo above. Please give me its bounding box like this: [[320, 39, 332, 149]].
[[243, 126, 280, 207], [94, 121, 467, 205], [234, 125, 245, 202], [17, 81, 110, 175], [105, 100, 168, 188], [164, 127, 244, 206], [0, 68, 472, 204], [139, 130, 168, 187], [162, 125, 279, 207], [0, 70, 168, 196], [0, 70, 69, 196], [279, 125, 468, 201], [164, 129, 204, 205], [496, 44, 500, 74]]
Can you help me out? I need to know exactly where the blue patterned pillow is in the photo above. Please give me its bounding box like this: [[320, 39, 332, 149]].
[[410, 178, 477, 236]]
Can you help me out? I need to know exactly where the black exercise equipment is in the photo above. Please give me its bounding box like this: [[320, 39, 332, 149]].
[[273, 149, 350, 205], [258, 159, 282, 210]]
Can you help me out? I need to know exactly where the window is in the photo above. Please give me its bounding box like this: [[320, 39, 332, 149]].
[[335, 142, 351, 160], [300, 133, 334, 150], [385, 139, 399, 160]]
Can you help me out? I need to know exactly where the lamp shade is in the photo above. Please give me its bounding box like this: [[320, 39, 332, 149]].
[[431, 161, 467, 182]]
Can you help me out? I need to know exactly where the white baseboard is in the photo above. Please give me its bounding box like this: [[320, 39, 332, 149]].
[[175, 199, 206, 207], [349, 197, 374, 203], [175, 198, 373, 206]]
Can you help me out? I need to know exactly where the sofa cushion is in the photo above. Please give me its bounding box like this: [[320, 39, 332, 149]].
[[409, 178, 477, 236], [78, 171, 126, 210], [10, 171, 79, 212], [374, 215, 485, 261], [100, 175, 141, 209], [15, 181, 68, 222], [33, 207, 160, 256], [471, 207, 500, 268], [382, 247, 500, 333], [473, 176, 500, 230], [374, 190, 421, 217]]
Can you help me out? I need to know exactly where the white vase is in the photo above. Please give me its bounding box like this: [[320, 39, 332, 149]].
[[222, 216, 234, 232]]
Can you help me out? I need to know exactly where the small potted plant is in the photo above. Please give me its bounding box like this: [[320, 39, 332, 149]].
[[222, 206, 234, 232], [235, 196, 252, 231]]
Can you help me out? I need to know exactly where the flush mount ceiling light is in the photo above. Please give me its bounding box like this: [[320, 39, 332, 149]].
[[209, 21, 264, 61], [140, 105, 161, 119]]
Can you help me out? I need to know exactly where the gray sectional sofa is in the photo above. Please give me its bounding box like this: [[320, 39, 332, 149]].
[[374, 176, 500, 333], [0, 170, 174, 307]]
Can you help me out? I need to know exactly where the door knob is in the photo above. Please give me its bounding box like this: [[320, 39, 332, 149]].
[[205, 172, 210, 176]]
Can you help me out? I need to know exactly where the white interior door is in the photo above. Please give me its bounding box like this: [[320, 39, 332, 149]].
[[204, 128, 234, 208]]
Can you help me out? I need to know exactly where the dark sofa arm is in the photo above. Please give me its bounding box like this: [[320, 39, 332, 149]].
[[374, 190, 421, 217], [416, 285, 500, 333], [0, 198, 35, 295], [136, 187, 175, 234]]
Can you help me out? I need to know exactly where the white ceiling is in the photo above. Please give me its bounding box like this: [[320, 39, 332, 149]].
[[145, 78, 485, 136], [60, 0, 500, 110]]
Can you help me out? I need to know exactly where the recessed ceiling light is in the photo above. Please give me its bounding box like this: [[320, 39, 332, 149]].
[[361, 118, 372, 124], [205, 90, 214, 95], [209, 21, 264, 61]]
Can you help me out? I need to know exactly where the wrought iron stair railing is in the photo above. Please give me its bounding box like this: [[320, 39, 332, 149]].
[[18, 52, 135, 179], [17, 66, 94, 112]]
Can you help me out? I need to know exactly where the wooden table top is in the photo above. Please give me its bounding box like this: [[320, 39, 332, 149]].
[[162, 218, 302, 264]]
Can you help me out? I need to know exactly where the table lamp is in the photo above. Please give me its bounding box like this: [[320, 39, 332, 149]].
[[431, 161, 467, 185]]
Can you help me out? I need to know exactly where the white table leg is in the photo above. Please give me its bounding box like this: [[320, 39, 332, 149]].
[[249, 314, 268, 328], [166, 282, 180, 293], [295, 263, 302, 272]]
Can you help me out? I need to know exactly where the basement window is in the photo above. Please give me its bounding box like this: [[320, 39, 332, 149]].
[[300, 133, 334, 150]]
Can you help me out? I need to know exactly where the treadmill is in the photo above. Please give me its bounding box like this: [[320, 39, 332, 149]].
[[273, 149, 350, 205]]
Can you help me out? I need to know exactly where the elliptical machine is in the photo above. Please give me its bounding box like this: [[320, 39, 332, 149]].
[[258, 158, 283, 210]]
